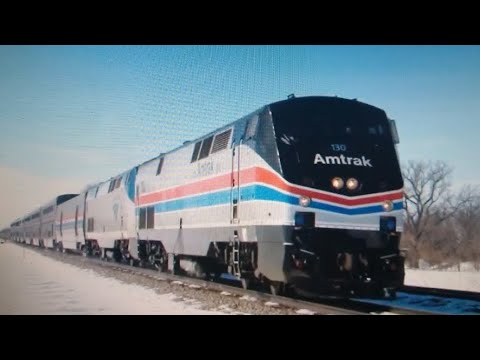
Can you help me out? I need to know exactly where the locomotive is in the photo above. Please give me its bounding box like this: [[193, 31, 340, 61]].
[[9, 95, 405, 298]]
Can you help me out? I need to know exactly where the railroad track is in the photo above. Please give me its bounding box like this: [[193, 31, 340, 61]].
[[87, 258, 443, 315], [11, 242, 443, 315], [401, 285, 480, 301]]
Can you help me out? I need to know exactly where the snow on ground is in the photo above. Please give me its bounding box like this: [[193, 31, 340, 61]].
[[295, 309, 316, 315], [239, 295, 257, 302], [264, 301, 279, 307], [2, 241, 479, 315], [0, 243, 228, 315], [405, 267, 480, 293]]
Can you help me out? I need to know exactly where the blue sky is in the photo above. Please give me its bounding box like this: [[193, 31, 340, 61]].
[[1, 45, 479, 227]]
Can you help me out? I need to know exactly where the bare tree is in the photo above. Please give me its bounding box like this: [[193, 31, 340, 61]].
[[452, 186, 480, 265], [402, 160, 474, 267]]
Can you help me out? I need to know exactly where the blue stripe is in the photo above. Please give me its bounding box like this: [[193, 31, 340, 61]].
[[136, 185, 402, 216]]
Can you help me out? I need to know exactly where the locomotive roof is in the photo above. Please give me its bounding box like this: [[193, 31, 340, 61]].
[[268, 95, 385, 114]]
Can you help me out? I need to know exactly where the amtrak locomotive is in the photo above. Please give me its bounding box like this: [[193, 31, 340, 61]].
[[8, 96, 405, 298]]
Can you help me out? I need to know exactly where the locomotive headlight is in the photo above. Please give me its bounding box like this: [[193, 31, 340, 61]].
[[382, 200, 394, 212], [299, 195, 311, 207], [331, 177, 344, 190], [346, 178, 359, 191]]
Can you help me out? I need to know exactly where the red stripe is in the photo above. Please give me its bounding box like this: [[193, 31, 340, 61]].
[[254, 167, 403, 206], [139, 166, 403, 206], [139, 172, 233, 205]]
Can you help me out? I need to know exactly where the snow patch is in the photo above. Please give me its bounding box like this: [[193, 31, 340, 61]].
[[405, 268, 480, 292], [295, 308, 316, 315], [370, 311, 399, 315], [265, 301, 279, 307], [214, 304, 250, 315]]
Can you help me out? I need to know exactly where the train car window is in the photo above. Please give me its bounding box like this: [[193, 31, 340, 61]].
[[86, 187, 95, 200], [115, 177, 122, 189], [87, 218, 94, 232], [198, 135, 214, 160], [191, 141, 202, 162], [60, 212, 63, 237], [146, 206, 155, 229], [211, 129, 232, 153], [75, 206, 79, 236], [95, 186, 100, 198], [42, 205, 54, 215], [96, 182, 109, 197], [139, 208, 146, 229], [108, 180, 115, 193], [156, 157, 164, 176]]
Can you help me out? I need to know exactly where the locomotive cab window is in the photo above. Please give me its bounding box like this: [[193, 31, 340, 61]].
[[198, 135, 214, 160], [156, 157, 164, 175], [245, 115, 259, 139], [191, 141, 202, 162]]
